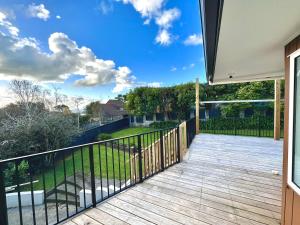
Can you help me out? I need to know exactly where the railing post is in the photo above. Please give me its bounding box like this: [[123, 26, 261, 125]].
[[137, 135, 143, 183], [88, 145, 96, 207], [176, 127, 181, 163], [234, 117, 237, 136], [258, 116, 261, 137], [160, 130, 165, 171], [0, 163, 8, 225]]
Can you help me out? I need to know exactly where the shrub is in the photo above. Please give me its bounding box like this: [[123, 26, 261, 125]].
[[97, 133, 112, 141], [4, 160, 29, 187], [149, 121, 178, 129]]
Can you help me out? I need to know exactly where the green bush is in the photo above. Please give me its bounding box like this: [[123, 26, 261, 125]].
[[97, 133, 112, 141], [202, 116, 273, 131], [149, 121, 178, 129], [4, 160, 29, 187]]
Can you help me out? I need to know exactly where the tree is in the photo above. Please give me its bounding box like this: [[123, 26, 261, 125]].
[[125, 83, 196, 121], [0, 80, 80, 160], [72, 96, 84, 128], [9, 80, 42, 118], [0, 111, 79, 160]]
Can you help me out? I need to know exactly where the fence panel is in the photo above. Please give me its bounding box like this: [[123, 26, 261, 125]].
[[201, 116, 283, 138]]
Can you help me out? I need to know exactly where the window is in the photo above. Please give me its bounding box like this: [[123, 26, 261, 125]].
[[288, 49, 300, 195], [136, 116, 144, 123]]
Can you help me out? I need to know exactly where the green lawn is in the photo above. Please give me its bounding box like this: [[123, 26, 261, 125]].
[[33, 127, 158, 191], [111, 127, 160, 147]]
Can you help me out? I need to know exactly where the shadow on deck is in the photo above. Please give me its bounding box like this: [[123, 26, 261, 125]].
[[63, 134, 283, 225]]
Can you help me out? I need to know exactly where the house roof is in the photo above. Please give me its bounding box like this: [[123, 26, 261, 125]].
[[200, 0, 300, 84], [101, 100, 127, 117]]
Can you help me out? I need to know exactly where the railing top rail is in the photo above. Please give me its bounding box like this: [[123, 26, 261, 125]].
[[0, 126, 179, 164]]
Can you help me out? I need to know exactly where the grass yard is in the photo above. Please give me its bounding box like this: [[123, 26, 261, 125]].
[[33, 127, 158, 191], [111, 127, 160, 147], [33, 145, 131, 191]]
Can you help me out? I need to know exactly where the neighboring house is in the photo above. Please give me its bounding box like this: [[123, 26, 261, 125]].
[[200, 1, 300, 224], [90, 100, 128, 124], [130, 112, 183, 127]]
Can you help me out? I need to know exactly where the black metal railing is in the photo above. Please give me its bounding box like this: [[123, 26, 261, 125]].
[[0, 126, 182, 225], [186, 117, 196, 147], [201, 116, 284, 138]]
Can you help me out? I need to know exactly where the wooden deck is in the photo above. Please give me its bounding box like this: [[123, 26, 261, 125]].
[[63, 134, 283, 225]]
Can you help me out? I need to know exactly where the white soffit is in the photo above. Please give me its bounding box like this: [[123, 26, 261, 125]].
[[213, 0, 300, 84]]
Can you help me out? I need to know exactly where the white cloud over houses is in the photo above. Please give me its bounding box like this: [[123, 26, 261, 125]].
[[184, 34, 203, 46], [27, 3, 50, 21], [0, 11, 135, 93], [117, 0, 180, 46]]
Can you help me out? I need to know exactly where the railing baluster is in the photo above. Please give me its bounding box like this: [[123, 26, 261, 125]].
[[138, 134, 143, 183], [0, 162, 8, 225], [105, 142, 109, 197], [80, 147, 86, 208], [160, 130, 164, 171], [71, 151, 78, 213], [177, 127, 181, 163], [123, 138, 127, 188], [41, 158, 48, 225], [98, 144, 103, 201], [52, 153, 59, 223], [88, 145, 96, 208], [111, 141, 116, 193], [133, 137, 137, 184], [29, 162, 36, 225], [15, 160, 23, 225], [117, 139, 121, 191], [63, 151, 69, 217]]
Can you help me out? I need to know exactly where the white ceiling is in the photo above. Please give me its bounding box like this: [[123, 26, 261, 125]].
[[213, 0, 300, 84]]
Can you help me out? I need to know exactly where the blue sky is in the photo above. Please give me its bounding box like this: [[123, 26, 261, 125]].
[[0, 0, 205, 106]]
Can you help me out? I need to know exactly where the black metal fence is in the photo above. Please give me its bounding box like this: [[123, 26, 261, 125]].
[[71, 118, 130, 146], [0, 126, 182, 225], [201, 116, 284, 138], [186, 117, 196, 147]]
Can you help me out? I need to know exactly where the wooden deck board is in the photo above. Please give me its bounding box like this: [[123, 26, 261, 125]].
[[63, 134, 283, 225]]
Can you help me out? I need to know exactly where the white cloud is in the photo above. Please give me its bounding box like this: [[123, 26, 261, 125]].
[[27, 3, 50, 21], [147, 82, 161, 88], [155, 29, 171, 46], [0, 14, 134, 93], [117, 0, 180, 46], [0, 12, 19, 36], [112, 67, 136, 93], [98, 0, 114, 15], [184, 34, 203, 46], [155, 8, 180, 29], [170, 66, 177, 72], [56, 15, 61, 19], [120, 0, 164, 18], [181, 63, 195, 71], [0, 85, 14, 107]]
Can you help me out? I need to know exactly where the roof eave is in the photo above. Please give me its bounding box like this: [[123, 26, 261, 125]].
[[199, 0, 224, 83]]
